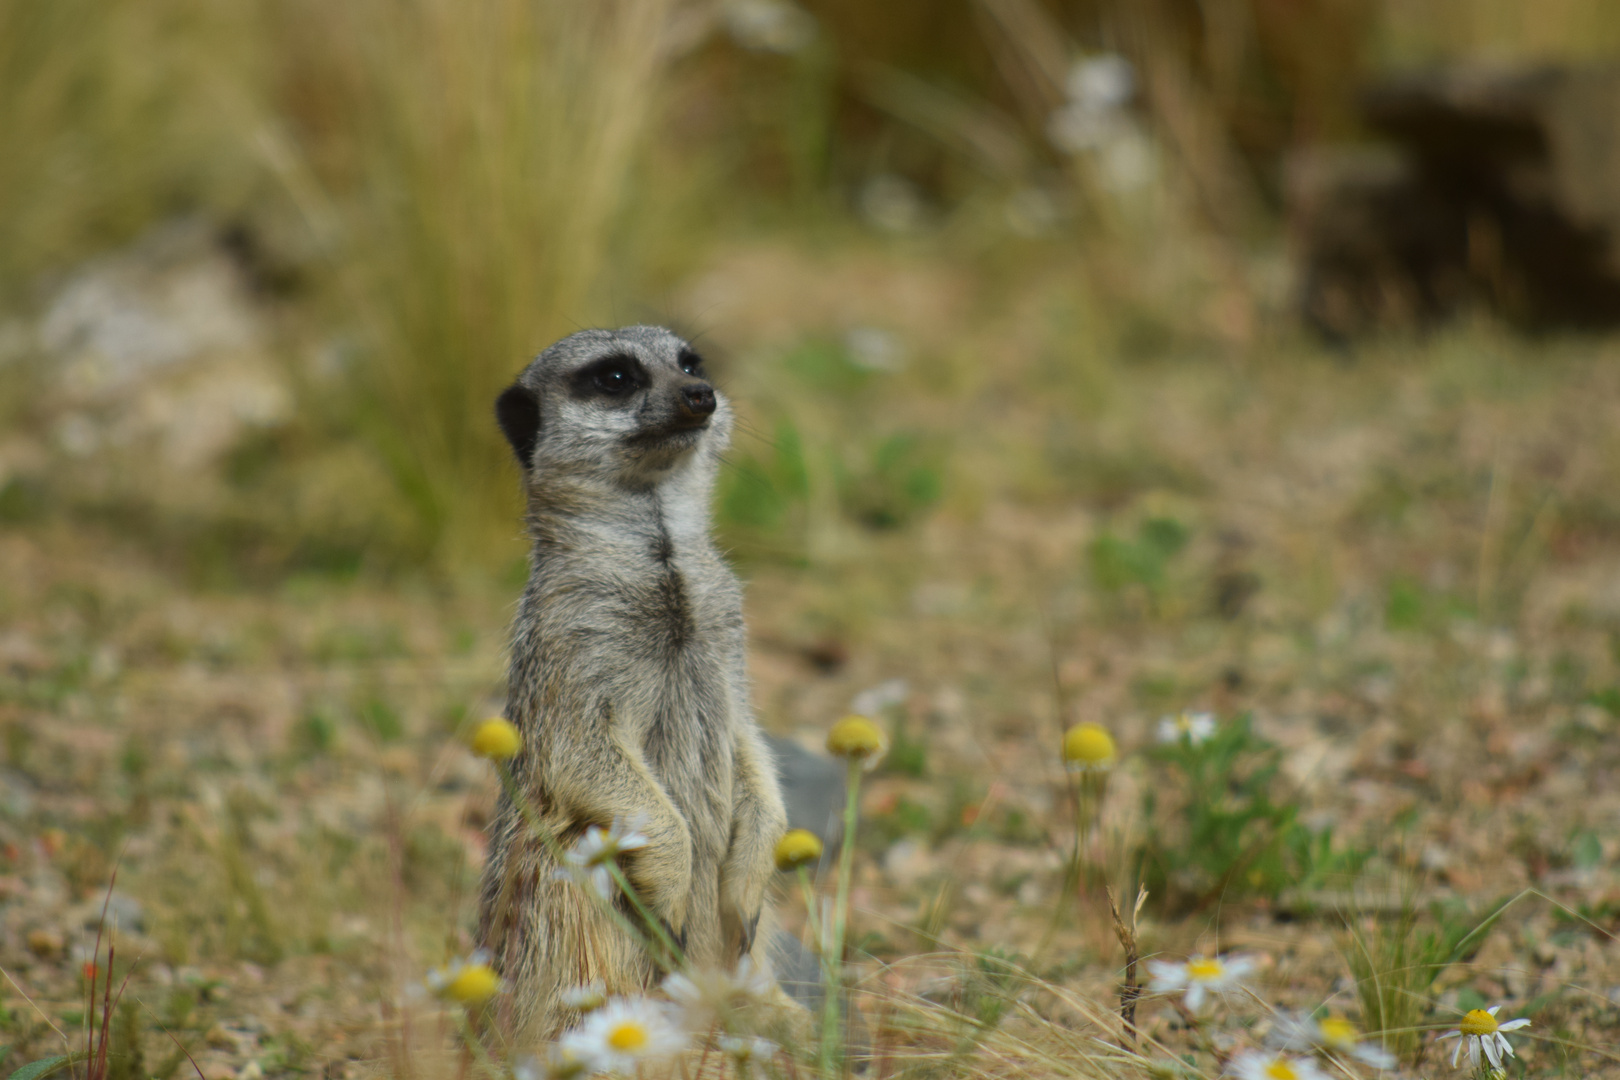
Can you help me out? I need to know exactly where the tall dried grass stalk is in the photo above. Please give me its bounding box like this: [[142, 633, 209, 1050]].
[[286, 0, 681, 563], [0, 0, 262, 288]]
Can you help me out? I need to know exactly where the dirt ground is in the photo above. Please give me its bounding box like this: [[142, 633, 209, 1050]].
[[1, 242, 1619, 1078]]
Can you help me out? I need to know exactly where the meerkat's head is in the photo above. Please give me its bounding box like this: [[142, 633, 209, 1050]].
[[494, 325, 731, 490]]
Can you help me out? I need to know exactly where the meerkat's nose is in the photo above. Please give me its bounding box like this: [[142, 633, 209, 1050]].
[[679, 383, 716, 419]]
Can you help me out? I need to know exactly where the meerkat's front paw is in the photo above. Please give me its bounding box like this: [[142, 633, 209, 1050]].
[[720, 855, 770, 959], [724, 824, 777, 905], [627, 821, 693, 936]]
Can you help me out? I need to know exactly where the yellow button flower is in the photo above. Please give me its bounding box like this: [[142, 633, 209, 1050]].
[[774, 829, 824, 871], [826, 714, 885, 765], [470, 717, 522, 761], [446, 963, 500, 1004], [1062, 722, 1116, 772], [426, 950, 502, 1006]]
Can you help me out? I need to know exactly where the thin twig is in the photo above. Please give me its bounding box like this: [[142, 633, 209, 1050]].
[[3, 966, 69, 1045], [1106, 886, 1146, 1049], [156, 1024, 207, 1080]]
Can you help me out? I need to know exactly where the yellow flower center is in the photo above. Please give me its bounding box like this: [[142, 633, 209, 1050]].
[[470, 718, 522, 761], [827, 715, 885, 760], [1262, 1060, 1299, 1080], [445, 964, 500, 1004], [1317, 1016, 1358, 1047], [774, 828, 824, 870], [1459, 1009, 1498, 1036], [1063, 723, 1116, 766], [607, 1021, 649, 1052], [1185, 957, 1224, 981]]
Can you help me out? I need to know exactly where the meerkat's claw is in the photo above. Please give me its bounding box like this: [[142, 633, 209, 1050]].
[[739, 911, 760, 959], [658, 916, 688, 954]]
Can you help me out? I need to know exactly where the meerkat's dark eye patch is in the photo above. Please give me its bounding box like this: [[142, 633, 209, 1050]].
[[495, 383, 542, 467], [677, 348, 707, 378], [572, 354, 648, 400]]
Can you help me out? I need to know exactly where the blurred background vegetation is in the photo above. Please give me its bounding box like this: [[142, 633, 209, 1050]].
[[6, 6, 1620, 1071], [6, 0, 1620, 580]]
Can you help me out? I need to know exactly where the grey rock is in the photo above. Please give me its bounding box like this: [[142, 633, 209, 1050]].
[[764, 733, 845, 858], [770, 928, 823, 1011], [34, 218, 289, 472], [1291, 64, 1620, 336], [76, 891, 146, 934], [0, 768, 36, 819]]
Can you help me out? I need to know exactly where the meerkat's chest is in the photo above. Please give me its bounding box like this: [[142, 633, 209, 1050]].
[[629, 559, 738, 651], [526, 549, 742, 823]]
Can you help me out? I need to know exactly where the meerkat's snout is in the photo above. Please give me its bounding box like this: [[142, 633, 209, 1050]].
[[673, 381, 716, 428]]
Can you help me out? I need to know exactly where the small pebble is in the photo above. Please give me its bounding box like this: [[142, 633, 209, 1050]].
[[26, 928, 63, 958]]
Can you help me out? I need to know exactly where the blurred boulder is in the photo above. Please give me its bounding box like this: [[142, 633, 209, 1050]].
[[765, 733, 844, 855], [1290, 65, 1620, 337], [28, 218, 289, 473], [763, 732, 845, 1012]]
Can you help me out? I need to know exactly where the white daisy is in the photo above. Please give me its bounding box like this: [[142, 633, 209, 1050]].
[[561, 980, 607, 1013], [662, 957, 775, 1026], [1270, 1012, 1396, 1069], [512, 1045, 589, 1080], [1146, 953, 1258, 1011], [559, 996, 687, 1076], [1229, 1050, 1329, 1080], [424, 949, 501, 1004], [1157, 711, 1217, 745], [718, 1035, 777, 1076], [553, 863, 615, 902], [556, 818, 648, 901], [564, 818, 649, 869], [1439, 1006, 1530, 1070]]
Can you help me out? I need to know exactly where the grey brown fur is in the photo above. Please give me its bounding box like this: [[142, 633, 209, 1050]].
[[478, 325, 789, 1043]]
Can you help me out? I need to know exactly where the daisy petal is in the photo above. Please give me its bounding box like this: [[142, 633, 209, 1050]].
[[1145, 960, 1184, 989], [1352, 1042, 1397, 1069], [1225, 957, 1258, 978]]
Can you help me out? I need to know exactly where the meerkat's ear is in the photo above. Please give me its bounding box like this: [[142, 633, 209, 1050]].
[[495, 383, 541, 468]]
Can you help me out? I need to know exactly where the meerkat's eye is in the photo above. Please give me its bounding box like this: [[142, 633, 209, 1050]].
[[677, 349, 707, 378], [574, 355, 646, 399], [595, 365, 632, 393]]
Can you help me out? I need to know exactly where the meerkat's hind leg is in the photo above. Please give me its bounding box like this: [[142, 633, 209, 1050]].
[[508, 870, 662, 1044]]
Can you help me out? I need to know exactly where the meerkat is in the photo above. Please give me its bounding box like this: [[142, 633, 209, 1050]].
[[477, 325, 790, 1043]]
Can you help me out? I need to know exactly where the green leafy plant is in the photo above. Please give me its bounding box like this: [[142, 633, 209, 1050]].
[[716, 419, 811, 559], [838, 433, 944, 530], [1341, 892, 1515, 1063], [5, 878, 167, 1080], [1088, 516, 1190, 616], [1135, 714, 1368, 912], [719, 416, 944, 558]]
